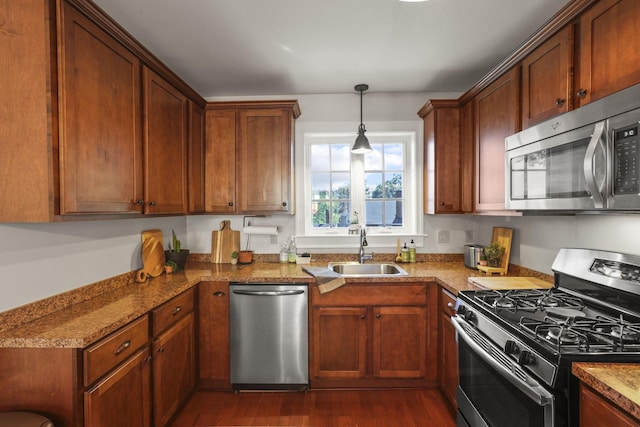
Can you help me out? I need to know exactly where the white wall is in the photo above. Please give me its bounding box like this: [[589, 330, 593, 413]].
[[3, 91, 640, 312], [0, 217, 186, 312]]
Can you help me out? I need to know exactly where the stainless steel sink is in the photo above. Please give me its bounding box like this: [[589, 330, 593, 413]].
[[328, 262, 408, 277]]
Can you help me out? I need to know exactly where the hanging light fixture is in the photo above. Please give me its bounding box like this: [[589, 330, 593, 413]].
[[352, 84, 373, 153]]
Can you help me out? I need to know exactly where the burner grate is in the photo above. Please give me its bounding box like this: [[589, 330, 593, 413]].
[[519, 313, 640, 353]]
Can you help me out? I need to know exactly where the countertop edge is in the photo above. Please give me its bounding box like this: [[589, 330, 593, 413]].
[[572, 362, 640, 421]]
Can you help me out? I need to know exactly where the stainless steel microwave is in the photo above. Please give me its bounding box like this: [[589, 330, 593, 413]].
[[505, 83, 640, 212]]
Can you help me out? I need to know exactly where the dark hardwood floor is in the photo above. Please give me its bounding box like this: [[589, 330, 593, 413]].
[[171, 389, 456, 427]]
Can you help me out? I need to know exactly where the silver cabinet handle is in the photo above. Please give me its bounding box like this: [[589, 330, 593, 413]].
[[114, 340, 131, 355], [213, 291, 226, 297], [172, 306, 182, 315]]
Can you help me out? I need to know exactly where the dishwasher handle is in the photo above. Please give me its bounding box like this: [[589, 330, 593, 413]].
[[232, 289, 305, 297]]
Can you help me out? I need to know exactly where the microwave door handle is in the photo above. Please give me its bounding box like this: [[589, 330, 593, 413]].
[[452, 317, 555, 406], [583, 121, 606, 208]]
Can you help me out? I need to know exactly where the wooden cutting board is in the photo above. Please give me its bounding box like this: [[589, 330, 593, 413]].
[[468, 276, 553, 290], [136, 229, 165, 282], [211, 220, 240, 263]]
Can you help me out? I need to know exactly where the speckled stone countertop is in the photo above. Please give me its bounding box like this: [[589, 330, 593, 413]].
[[0, 256, 552, 349], [573, 363, 640, 421]]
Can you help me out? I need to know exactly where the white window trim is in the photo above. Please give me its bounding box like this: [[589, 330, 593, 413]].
[[294, 121, 425, 251]]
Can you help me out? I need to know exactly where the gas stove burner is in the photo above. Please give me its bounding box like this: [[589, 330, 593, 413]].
[[610, 326, 640, 343], [538, 295, 561, 308], [494, 297, 516, 310], [546, 327, 581, 345]]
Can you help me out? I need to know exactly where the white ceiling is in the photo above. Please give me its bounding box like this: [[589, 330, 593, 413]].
[[92, 0, 571, 98]]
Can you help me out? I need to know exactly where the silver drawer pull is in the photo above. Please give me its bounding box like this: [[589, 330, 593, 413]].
[[114, 340, 131, 355], [172, 306, 182, 315]]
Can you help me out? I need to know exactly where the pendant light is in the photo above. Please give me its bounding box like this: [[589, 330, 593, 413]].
[[352, 84, 373, 153]]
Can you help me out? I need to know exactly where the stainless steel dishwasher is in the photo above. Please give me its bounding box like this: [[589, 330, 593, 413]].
[[229, 282, 308, 390]]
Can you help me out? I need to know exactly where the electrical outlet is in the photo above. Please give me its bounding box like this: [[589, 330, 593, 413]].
[[271, 235, 278, 244], [437, 230, 450, 244], [465, 230, 474, 243]]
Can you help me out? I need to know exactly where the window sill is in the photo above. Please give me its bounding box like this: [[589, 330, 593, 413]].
[[296, 234, 425, 251]]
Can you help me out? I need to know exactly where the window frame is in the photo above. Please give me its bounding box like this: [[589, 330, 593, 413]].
[[295, 121, 423, 249]]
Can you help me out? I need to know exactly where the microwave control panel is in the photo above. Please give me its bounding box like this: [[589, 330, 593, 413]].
[[613, 125, 639, 194]]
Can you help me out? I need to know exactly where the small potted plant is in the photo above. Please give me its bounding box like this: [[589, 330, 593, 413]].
[[478, 252, 488, 266], [230, 251, 239, 265], [483, 242, 505, 267], [165, 230, 189, 271], [165, 260, 178, 274], [238, 250, 253, 264]]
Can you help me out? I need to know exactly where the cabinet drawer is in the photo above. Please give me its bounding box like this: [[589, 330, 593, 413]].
[[152, 288, 194, 336], [84, 315, 150, 386], [311, 284, 427, 306], [441, 288, 456, 317]]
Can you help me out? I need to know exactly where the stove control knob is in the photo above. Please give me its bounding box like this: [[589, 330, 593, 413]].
[[518, 350, 536, 366], [504, 340, 520, 355], [456, 305, 467, 316]]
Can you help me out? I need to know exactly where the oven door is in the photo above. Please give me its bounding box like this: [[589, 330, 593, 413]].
[[452, 317, 562, 427]]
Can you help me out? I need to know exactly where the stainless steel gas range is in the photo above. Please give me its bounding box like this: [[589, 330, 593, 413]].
[[453, 248, 640, 427]]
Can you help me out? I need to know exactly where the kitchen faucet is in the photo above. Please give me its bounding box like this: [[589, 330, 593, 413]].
[[359, 228, 374, 264]]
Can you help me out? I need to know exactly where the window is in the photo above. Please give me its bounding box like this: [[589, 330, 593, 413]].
[[299, 124, 421, 240]]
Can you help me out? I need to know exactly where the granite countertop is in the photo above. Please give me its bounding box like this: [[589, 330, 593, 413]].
[[573, 362, 640, 421], [0, 259, 551, 349]]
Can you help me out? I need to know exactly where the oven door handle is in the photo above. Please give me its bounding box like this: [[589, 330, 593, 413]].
[[452, 317, 555, 406]]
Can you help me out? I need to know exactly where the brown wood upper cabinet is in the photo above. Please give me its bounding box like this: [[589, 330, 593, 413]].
[[418, 100, 462, 214], [521, 25, 574, 128], [204, 101, 300, 214], [0, 0, 203, 222], [59, 2, 145, 215], [460, 100, 475, 213], [143, 67, 188, 215], [577, 0, 640, 107], [474, 66, 521, 212], [188, 101, 206, 214]]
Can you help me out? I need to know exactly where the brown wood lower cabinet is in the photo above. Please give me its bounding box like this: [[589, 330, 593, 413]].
[[439, 287, 458, 410], [84, 347, 152, 427], [198, 281, 231, 389], [151, 293, 196, 427], [310, 283, 437, 388], [579, 384, 638, 427], [0, 289, 198, 427]]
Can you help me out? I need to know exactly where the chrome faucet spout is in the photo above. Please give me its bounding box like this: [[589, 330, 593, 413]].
[[358, 228, 373, 263]]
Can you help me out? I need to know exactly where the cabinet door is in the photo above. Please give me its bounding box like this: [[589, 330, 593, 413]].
[[198, 281, 231, 388], [204, 109, 237, 213], [460, 100, 475, 213], [188, 101, 205, 213], [475, 67, 521, 212], [84, 347, 151, 427], [580, 384, 638, 427], [143, 67, 188, 214], [372, 306, 426, 378], [312, 307, 367, 379], [422, 101, 461, 214], [59, 2, 143, 214], [578, 0, 640, 106], [521, 25, 573, 128], [153, 313, 196, 427], [237, 108, 293, 213]]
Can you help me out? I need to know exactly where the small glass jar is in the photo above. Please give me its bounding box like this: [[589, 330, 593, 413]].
[[279, 243, 289, 263]]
